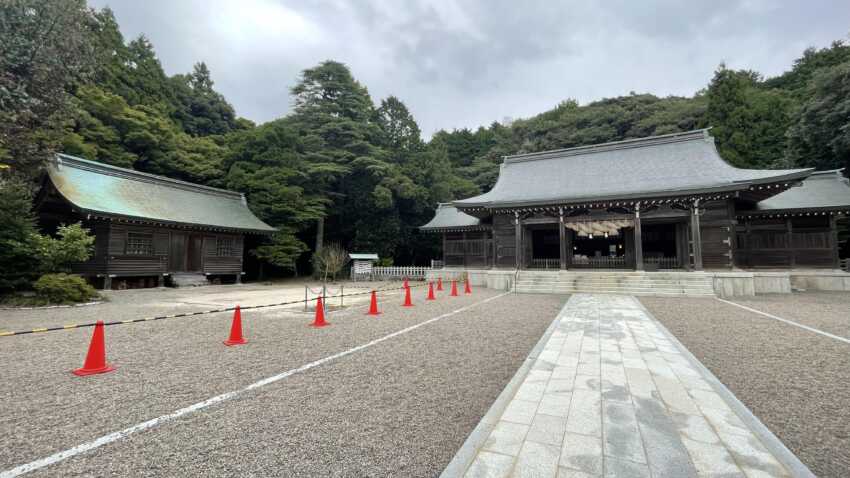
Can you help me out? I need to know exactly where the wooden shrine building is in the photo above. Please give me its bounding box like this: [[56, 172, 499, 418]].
[[421, 130, 850, 272], [38, 154, 275, 288]]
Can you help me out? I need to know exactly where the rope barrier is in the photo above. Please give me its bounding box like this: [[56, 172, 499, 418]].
[[0, 282, 429, 338]]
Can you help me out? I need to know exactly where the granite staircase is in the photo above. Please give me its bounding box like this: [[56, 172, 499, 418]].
[[513, 270, 716, 297], [170, 273, 210, 288]]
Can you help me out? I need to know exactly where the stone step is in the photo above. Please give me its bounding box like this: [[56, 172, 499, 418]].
[[514, 286, 715, 297], [514, 280, 714, 288], [516, 284, 714, 293], [170, 273, 210, 287]]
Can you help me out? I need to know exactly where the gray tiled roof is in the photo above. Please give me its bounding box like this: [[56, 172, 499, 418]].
[[48, 154, 276, 233], [755, 169, 850, 211], [419, 203, 483, 231], [453, 130, 812, 208]]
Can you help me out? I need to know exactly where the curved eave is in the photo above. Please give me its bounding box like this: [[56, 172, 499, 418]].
[[74, 207, 277, 235], [455, 173, 812, 212], [419, 226, 492, 233], [737, 207, 850, 219]]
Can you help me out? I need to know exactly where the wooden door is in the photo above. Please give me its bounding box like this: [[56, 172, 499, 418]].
[[169, 233, 187, 272], [187, 235, 204, 272]]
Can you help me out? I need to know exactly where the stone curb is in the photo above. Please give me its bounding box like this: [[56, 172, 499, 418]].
[[440, 294, 573, 478], [0, 301, 103, 311], [633, 298, 816, 478]]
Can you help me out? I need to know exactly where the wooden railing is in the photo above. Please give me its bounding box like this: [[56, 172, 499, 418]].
[[529, 258, 560, 269], [645, 256, 680, 269], [570, 256, 628, 269]]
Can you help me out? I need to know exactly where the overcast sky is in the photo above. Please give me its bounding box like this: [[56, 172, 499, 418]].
[[90, 0, 850, 138]]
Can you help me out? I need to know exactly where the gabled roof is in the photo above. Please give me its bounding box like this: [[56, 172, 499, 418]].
[[349, 253, 379, 260], [47, 154, 276, 233], [753, 169, 850, 212], [420, 203, 485, 231], [453, 129, 812, 209]]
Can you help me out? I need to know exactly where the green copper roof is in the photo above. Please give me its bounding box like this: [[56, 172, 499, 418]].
[[48, 154, 275, 233]]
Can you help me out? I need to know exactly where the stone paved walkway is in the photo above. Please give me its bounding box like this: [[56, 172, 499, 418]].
[[455, 294, 804, 478]]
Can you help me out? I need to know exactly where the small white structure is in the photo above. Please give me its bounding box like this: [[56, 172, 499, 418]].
[[349, 253, 379, 280]]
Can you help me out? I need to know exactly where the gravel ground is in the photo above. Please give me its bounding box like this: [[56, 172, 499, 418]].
[[1, 287, 566, 477], [0, 280, 395, 332], [640, 296, 850, 478], [728, 291, 850, 339]]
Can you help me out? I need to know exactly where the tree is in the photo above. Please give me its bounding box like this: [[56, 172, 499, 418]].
[[0, 178, 40, 290], [377, 96, 423, 158], [30, 222, 95, 273], [311, 242, 348, 282], [786, 61, 850, 173], [0, 0, 98, 178], [251, 229, 308, 275], [706, 66, 793, 168]]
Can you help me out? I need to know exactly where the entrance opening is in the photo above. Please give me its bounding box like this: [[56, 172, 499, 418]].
[[642, 223, 680, 269], [572, 231, 627, 268], [529, 226, 560, 269]]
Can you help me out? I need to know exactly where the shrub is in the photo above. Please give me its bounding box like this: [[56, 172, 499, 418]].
[[33, 273, 99, 304], [30, 222, 95, 273]]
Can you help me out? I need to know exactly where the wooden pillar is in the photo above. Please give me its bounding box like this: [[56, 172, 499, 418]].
[[103, 275, 113, 290], [157, 274, 165, 288], [491, 230, 496, 269], [559, 208, 567, 270], [514, 211, 522, 269], [442, 233, 447, 264], [829, 214, 840, 269], [786, 217, 795, 269], [634, 203, 644, 271], [690, 200, 703, 271], [462, 231, 468, 268]]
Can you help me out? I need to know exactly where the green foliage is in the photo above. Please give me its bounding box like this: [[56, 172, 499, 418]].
[[786, 60, 850, 172], [0, 178, 40, 290], [33, 273, 98, 303], [0, 0, 98, 178], [30, 223, 95, 273], [251, 229, 308, 272]]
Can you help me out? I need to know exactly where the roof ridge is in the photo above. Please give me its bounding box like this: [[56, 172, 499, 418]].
[[55, 154, 242, 200], [503, 129, 711, 164]]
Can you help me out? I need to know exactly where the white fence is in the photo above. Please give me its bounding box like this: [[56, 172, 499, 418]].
[[353, 266, 431, 281]]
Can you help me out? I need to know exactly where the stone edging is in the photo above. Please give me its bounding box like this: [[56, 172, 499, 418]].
[[439, 294, 573, 478], [633, 299, 815, 478], [0, 301, 103, 311]]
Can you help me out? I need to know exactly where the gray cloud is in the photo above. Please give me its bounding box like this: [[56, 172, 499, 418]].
[[89, 0, 850, 137]]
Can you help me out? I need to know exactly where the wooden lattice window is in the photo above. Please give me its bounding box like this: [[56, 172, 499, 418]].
[[126, 232, 154, 255], [216, 237, 236, 256]]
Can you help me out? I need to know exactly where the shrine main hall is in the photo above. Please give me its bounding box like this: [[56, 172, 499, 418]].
[[421, 129, 850, 295]]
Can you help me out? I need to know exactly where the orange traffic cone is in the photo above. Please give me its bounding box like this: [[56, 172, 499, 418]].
[[72, 321, 115, 376], [450, 280, 458, 296], [436, 277, 443, 291], [465, 280, 472, 295], [311, 296, 329, 327], [224, 305, 247, 346], [403, 285, 414, 307], [427, 282, 436, 300], [367, 290, 381, 315]]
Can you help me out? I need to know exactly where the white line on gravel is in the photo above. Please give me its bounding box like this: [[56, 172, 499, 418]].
[[716, 298, 850, 345], [1, 292, 510, 478]]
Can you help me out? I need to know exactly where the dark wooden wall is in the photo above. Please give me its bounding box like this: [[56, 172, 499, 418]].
[[71, 222, 244, 278], [735, 215, 837, 268], [443, 231, 491, 267], [699, 199, 735, 269], [493, 213, 517, 268]]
